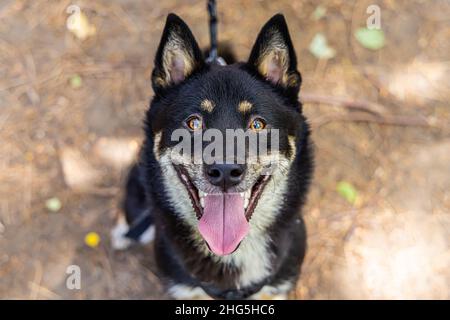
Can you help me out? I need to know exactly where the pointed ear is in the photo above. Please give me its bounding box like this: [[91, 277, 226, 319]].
[[247, 14, 301, 94], [152, 14, 203, 92]]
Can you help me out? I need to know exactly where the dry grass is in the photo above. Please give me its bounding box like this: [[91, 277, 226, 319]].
[[0, 0, 449, 299]]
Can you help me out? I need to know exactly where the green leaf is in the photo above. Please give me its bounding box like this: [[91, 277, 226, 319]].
[[309, 33, 336, 59], [70, 74, 82, 88], [312, 5, 326, 20], [336, 181, 358, 205], [354, 28, 385, 50], [45, 197, 62, 212]]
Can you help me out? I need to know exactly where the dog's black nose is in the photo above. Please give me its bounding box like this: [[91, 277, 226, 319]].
[[205, 164, 245, 189]]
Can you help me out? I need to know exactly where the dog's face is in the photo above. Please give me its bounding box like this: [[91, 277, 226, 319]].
[[148, 14, 306, 256]]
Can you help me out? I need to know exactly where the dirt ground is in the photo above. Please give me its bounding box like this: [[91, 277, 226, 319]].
[[0, 0, 449, 299]]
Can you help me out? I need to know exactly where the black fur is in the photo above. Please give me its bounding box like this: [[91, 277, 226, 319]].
[[123, 13, 314, 299]]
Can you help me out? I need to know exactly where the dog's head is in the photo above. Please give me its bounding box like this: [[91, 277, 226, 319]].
[[146, 13, 309, 256]]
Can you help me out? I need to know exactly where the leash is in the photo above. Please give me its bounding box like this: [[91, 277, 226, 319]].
[[206, 0, 226, 66], [124, 208, 153, 241]]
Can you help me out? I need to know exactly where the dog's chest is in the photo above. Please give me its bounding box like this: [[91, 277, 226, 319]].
[[222, 230, 273, 288]]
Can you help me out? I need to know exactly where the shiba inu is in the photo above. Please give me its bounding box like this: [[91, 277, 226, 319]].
[[112, 6, 313, 299]]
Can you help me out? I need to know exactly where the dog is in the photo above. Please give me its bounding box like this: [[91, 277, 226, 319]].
[[111, 8, 313, 300]]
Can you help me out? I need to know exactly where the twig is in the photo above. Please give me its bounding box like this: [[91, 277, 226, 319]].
[[301, 92, 436, 128], [301, 92, 388, 115], [311, 113, 434, 128]]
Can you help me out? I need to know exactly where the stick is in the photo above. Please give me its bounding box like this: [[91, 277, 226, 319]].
[[301, 92, 388, 115], [311, 113, 433, 128]]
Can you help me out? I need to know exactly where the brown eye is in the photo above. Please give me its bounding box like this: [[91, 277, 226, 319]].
[[249, 118, 266, 131], [186, 116, 202, 131]]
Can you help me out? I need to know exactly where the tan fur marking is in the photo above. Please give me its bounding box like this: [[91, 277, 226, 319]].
[[287, 73, 299, 87], [153, 132, 162, 160], [257, 49, 289, 85], [254, 30, 296, 87], [200, 99, 215, 113], [156, 32, 196, 88], [288, 135, 296, 161], [238, 100, 253, 113]]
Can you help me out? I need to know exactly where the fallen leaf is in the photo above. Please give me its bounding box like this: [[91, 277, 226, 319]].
[[354, 28, 385, 50], [309, 33, 336, 59], [69, 74, 82, 89], [312, 5, 326, 20], [337, 181, 358, 205], [66, 8, 96, 40], [45, 197, 62, 212]]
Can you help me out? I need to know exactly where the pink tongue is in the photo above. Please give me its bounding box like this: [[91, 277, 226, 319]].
[[198, 193, 249, 256]]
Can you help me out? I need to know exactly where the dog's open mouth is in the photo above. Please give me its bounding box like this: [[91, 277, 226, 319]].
[[175, 166, 270, 256]]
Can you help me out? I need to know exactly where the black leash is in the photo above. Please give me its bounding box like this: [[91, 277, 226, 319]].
[[206, 0, 226, 65], [207, 0, 218, 62], [124, 209, 153, 241]]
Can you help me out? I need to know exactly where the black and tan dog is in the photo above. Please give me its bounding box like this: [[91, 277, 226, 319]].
[[111, 10, 313, 299]]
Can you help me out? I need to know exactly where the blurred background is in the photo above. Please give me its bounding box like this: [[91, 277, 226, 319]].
[[0, 0, 449, 299]]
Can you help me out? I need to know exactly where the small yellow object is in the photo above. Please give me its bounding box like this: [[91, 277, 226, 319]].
[[25, 152, 34, 162], [84, 232, 101, 248]]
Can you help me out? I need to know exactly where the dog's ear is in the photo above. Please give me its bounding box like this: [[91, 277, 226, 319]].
[[152, 14, 203, 93], [247, 14, 301, 94]]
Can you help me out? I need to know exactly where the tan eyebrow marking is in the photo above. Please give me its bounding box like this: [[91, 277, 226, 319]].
[[200, 99, 215, 113], [238, 100, 253, 113]]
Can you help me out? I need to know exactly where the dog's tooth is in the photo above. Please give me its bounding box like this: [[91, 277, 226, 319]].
[[244, 197, 249, 209], [199, 190, 205, 198], [239, 192, 245, 198], [200, 197, 205, 208], [245, 190, 251, 200]]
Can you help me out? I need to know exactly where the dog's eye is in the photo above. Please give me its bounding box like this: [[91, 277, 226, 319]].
[[249, 118, 266, 132], [186, 116, 203, 131]]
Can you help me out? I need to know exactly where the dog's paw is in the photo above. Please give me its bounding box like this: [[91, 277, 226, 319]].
[[110, 216, 155, 250], [168, 284, 212, 300], [111, 217, 132, 250]]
